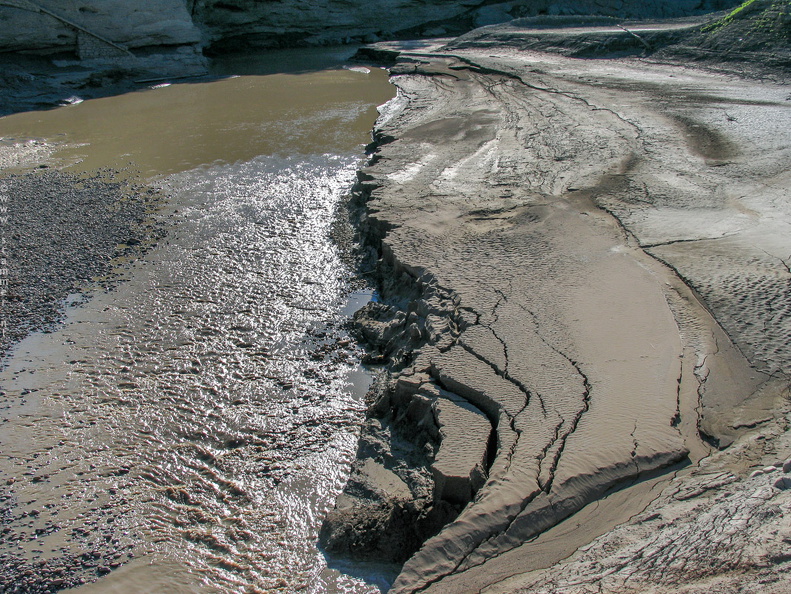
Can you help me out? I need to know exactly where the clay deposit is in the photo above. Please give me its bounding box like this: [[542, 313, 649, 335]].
[[322, 12, 791, 593]]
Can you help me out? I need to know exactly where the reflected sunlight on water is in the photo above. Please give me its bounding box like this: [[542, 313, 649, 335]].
[[0, 52, 396, 592]]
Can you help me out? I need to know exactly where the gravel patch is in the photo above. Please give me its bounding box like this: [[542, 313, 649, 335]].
[[0, 169, 163, 358]]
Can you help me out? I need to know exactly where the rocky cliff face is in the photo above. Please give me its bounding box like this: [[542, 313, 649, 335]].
[[0, 0, 742, 56], [0, 0, 200, 54], [193, 0, 745, 52]]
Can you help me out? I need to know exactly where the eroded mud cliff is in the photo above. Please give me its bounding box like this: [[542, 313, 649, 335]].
[[322, 9, 791, 591]]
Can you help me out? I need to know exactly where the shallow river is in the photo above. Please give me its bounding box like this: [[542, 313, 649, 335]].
[[0, 48, 395, 592]]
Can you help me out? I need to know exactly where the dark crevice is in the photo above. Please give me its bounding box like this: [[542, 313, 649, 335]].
[[672, 362, 683, 428], [457, 340, 537, 417], [501, 417, 521, 478], [490, 287, 510, 376], [630, 421, 640, 473], [641, 235, 725, 249], [536, 415, 565, 491], [541, 356, 592, 494], [693, 338, 715, 443], [760, 248, 791, 276]]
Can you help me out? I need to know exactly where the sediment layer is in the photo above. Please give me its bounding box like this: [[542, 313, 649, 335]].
[[495, 412, 791, 594], [324, 22, 791, 593]]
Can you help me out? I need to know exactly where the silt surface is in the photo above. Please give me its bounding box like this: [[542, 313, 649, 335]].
[[340, 34, 791, 593]]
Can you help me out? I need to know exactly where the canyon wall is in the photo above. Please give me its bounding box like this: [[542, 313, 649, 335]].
[[0, 0, 741, 56], [0, 0, 200, 53]]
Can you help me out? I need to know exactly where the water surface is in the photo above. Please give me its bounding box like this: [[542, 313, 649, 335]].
[[0, 49, 395, 592]]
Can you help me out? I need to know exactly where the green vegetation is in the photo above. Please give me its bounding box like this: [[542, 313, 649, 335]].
[[726, 0, 762, 20], [703, 0, 760, 32], [701, 0, 790, 43]]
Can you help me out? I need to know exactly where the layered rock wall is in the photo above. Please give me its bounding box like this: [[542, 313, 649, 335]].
[[0, 0, 742, 56], [193, 0, 743, 51], [0, 0, 200, 53]]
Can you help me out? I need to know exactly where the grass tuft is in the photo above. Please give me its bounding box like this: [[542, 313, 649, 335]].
[[703, 0, 761, 32]]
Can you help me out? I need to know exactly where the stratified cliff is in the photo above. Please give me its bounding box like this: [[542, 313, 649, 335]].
[[190, 0, 739, 51], [0, 0, 201, 54], [0, 0, 742, 56]]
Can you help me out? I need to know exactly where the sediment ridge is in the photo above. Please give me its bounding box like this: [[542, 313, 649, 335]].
[[322, 15, 791, 593]]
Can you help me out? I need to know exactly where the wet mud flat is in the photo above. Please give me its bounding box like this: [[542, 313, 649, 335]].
[[0, 155, 378, 593], [322, 26, 791, 594]]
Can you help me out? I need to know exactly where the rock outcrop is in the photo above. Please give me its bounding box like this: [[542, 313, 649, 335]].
[[191, 0, 740, 52], [0, 0, 201, 54]]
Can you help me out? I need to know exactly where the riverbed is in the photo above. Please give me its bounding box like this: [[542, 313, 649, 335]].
[[0, 48, 395, 592]]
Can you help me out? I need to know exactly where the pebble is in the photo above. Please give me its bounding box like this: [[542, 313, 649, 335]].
[[774, 476, 791, 490]]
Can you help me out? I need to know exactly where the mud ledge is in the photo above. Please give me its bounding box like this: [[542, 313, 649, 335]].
[[323, 12, 791, 593], [320, 172, 494, 565]]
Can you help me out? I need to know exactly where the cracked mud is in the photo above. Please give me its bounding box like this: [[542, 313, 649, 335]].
[[323, 29, 791, 594]]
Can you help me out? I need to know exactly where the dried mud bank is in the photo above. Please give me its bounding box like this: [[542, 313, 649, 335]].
[[322, 34, 791, 593], [492, 407, 791, 594]]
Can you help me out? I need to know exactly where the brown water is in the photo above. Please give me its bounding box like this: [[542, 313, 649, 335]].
[[0, 49, 396, 592], [0, 55, 389, 176]]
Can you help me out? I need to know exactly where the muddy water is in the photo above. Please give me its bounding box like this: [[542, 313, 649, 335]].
[[0, 54, 388, 176], [0, 50, 395, 592]]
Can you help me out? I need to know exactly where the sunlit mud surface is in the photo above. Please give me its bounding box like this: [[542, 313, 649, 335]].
[[0, 52, 395, 593]]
